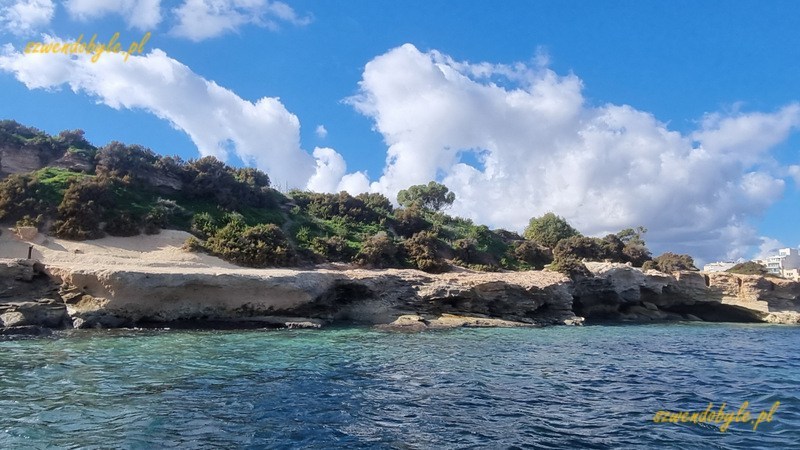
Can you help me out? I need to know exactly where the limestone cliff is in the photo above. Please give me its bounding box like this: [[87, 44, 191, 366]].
[[577, 262, 800, 323], [2, 258, 799, 334], [45, 266, 578, 329]]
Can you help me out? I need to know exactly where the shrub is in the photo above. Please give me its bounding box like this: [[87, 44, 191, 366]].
[[393, 206, 429, 238], [523, 213, 580, 248], [549, 257, 592, 278], [52, 178, 112, 240], [311, 235, 355, 262], [453, 238, 478, 264], [622, 243, 652, 267], [553, 235, 604, 262], [15, 214, 43, 229], [143, 206, 168, 235], [650, 252, 697, 273], [0, 174, 51, 222], [206, 223, 295, 267], [190, 212, 218, 239], [726, 261, 768, 276], [355, 232, 398, 268], [513, 240, 552, 269], [104, 212, 141, 237], [182, 236, 204, 252], [404, 231, 448, 273]]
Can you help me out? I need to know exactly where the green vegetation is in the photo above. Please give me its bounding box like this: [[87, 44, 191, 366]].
[[397, 181, 455, 211], [726, 261, 768, 276], [642, 252, 697, 273], [0, 119, 692, 275], [524, 212, 580, 248]]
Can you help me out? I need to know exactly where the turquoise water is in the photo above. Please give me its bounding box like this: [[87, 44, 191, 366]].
[[1, 324, 798, 449]]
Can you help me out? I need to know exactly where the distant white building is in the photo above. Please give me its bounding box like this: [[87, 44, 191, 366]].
[[702, 261, 737, 272], [782, 268, 800, 281], [759, 248, 800, 276]]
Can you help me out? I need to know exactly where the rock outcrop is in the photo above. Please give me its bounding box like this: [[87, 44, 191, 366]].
[[2, 258, 800, 334], [45, 266, 579, 329], [0, 259, 70, 335], [577, 262, 800, 323]]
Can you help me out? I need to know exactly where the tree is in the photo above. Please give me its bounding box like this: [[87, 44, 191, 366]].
[[523, 212, 580, 248], [615, 226, 652, 267], [397, 181, 455, 211]]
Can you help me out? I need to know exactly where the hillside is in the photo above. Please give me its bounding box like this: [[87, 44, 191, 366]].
[[0, 119, 682, 274]]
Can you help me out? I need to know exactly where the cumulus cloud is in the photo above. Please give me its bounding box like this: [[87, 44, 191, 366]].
[[346, 43, 800, 262], [171, 0, 311, 41], [0, 41, 320, 187], [306, 146, 369, 193], [0, 0, 55, 34], [755, 237, 785, 260], [315, 124, 327, 138], [64, 0, 162, 30]]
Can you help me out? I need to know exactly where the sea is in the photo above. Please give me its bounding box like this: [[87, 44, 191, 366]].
[[1, 323, 798, 449]]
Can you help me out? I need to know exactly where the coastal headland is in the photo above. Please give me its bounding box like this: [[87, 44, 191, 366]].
[[2, 229, 798, 335]]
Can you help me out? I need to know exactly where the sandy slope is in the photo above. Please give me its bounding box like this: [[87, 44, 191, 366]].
[[0, 227, 259, 274]]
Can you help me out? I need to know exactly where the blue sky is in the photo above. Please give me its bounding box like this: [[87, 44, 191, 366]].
[[1, 1, 799, 264]]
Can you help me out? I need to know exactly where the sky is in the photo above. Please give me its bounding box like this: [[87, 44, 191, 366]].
[[1, 0, 799, 265]]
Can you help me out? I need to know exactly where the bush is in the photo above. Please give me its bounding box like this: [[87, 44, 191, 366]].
[[726, 261, 768, 276], [355, 232, 398, 268], [206, 222, 295, 267], [15, 214, 43, 229], [0, 174, 51, 222], [650, 252, 697, 273], [513, 240, 552, 269], [311, 235, 355, 262], [622, 243, 652, 267], [143, 206, 168, 235], [104, 212, 141, 237], [190, 212, 218, 239], [524, 213, 580, 248], [549, 256, 592, 278], [553, 235, 604, 262], [453, 238, 478, 264], [182, 236, 204, 252], [52, 178, 112, 240], [404, 231, 448, 273], [393, 206, 429, 238]]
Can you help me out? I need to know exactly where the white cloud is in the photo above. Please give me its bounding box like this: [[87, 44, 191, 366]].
[[0, 41, 319, 187], [346, 43, 800, 262], [171, 0, 311, 41], [64, 0, 162, 30], [306, 146, 369, 193], [315, 124, 327, 138], [0, 0, 55, 34], [756, 237, 785, 260]]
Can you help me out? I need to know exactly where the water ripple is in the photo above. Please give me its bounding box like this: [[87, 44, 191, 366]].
[[1, 323, 798, 449]]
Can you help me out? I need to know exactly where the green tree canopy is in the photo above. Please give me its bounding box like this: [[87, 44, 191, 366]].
[[397, 181, 455, 211], [523, 212, 580, 248]]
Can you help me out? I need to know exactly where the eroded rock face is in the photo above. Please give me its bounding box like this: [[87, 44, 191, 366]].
[[0, 146, 44, 177], [43, 266, 579, 329], [3, 258, 800, 332], [579, 262, 800, 324], [0, 259, 69, 333]]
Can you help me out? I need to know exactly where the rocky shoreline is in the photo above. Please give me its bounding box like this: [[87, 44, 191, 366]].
[[2, 258, 799, 336]]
